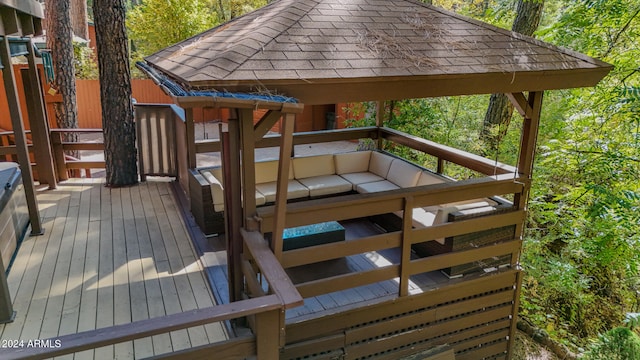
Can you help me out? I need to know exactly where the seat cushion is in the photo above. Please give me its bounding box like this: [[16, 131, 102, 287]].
[[293, 154, 335, 179], [340, 172, 385, 190], [356, 180, 400, 193], [334, 151, 371, 174], [386, 159, 422, 188], [368, 152, 394, 178], [298, 175, 353, 197], [256, 180, 309, 203]]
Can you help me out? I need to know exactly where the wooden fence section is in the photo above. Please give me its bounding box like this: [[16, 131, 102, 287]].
[[283, 270, 519, 360]]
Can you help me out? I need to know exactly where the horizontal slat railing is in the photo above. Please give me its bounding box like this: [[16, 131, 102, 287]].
[[252, 178, 524, 300], [257, 177, 523, 232], [49, 128, 105, 179], [380, 127, 517, 176], [2, 295, 282, 360]]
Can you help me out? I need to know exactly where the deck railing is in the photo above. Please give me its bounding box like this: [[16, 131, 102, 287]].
[[194, 126, 518, 179], [50, 128, 105, 180], [3, 235, 303, 360], [256, 177, 524, 299]]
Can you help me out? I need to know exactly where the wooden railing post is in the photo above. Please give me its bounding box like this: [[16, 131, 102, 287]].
[[51, 132, 69, 181], [255, 308, 281, 360]]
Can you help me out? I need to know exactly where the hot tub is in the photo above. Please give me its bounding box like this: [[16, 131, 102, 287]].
[[0, 162, 29, 272]]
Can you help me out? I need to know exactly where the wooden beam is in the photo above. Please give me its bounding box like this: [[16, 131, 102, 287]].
[[517, 91, 544, 179], [506, 92, 532, 118], [376, 101, 384, 149], [253, 110, 282, 140], [222, 113, 243, 302], [271, 113, 295, 260], [0, 7, 18, 35], [185, 108, 196, 168], [399, 196, 413, 297], [0, 36, 42, 235], [18, 13, 34, 36], [240, 108, 257, 222], [23, 44, 56, 188]]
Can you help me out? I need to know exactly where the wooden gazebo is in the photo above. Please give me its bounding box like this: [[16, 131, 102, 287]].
[[137, 0, 611, 358]]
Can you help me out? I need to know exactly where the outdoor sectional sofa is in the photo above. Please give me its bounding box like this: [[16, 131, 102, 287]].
[[193, 150, 514, 276]]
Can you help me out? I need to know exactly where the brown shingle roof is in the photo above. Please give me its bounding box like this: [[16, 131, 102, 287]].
[[145, 0, 611, 104]]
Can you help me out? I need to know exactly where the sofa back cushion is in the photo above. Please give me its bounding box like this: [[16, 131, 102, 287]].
[[293, 154, 335, 179], [334, 151, 371, 174], [255, 160, 294, 184], [417, 171, 447, 186], [386, 159, 422, 188], [368, 152, 394, 178]]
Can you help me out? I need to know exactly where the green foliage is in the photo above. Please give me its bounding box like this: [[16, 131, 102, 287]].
[[127, 0, 217, 56], [73, 44, 98, 80], [584, 327, 640, 360]]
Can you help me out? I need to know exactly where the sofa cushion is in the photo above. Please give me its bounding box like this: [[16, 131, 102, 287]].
[[368, 152, 394, 178], [340, 172, 385, 190], [293, 154, 335, 179], [393, 208, 437, 229], [255, 159, 294, 184], [417, 171, 447, 186], [386, 159, 422, 188], [298, 175, 353, 197], [334, 151, 371, 174], [356, 180, 400, 193], [256, 180, 309, 203], [202, 170, 224, 209]]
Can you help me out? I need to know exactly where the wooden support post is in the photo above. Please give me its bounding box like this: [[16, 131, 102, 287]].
[[23, 43, 56, 188], [240, 108, 257, 222], [222, 111, 244, 302], [51, 132, 69, 181], [185, 108, 196, 168], [375, 101, 384, 149], [1, 36, 43, 235], [255, 309, 280, 360], [271, 113, 295, 261], [507, 270, 525, 359], [399, 196, 413, 297]]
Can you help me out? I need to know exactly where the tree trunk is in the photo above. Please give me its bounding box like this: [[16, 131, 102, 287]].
[[46, 0, 80, 159], [70, 0, 89, 40], [94, 0, 138, 186], [482, 0, 545, 151]]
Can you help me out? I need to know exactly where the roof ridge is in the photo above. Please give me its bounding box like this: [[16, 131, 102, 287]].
[[416, 0, 611, 68], [220, 0, 322, 80]]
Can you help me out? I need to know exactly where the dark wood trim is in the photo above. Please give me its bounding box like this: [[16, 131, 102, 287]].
[[506, 92, 532, 118], [296, 266, 400, 299], [0, 36, 42, 235], [242, 229, 304, 309], [2, 295, 281, 360], [23, 45, 56, 188], [271, 113, 295, 260], [380, 127, 516, 175], [147, 335, 256, 360], [280, 232, 401, 268], [253, 110, 282, 140]]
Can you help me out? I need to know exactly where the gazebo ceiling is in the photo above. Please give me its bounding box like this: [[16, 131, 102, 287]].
[[144, 0, 612, 105]]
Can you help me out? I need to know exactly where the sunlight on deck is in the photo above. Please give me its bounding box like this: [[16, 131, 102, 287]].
[[364, 251, 424, 295], [0, 178, 228, 359]]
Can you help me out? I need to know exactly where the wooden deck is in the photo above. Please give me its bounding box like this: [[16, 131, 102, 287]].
[[0, 178, 227, 359]]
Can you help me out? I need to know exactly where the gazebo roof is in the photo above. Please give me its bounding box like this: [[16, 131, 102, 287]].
[[144, 0, 611, 105]]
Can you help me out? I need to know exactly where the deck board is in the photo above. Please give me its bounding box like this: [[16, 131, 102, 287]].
[[0, 178, 227, 358]]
